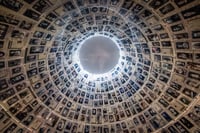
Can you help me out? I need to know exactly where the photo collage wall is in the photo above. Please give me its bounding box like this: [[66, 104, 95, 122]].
[[0, 0, 200, 133]]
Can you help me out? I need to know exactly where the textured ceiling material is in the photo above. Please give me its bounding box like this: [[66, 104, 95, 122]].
[[0, 0, 200, 133], [79, 36, 120, 74]]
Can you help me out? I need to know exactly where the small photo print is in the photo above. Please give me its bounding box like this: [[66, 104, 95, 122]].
[[0, 0, 23, 11], [0, 23, 8, 39], [23, 9, 40, 21]]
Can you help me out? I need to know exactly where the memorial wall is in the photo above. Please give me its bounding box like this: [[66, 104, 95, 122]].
[[0, 0, 200, 133]]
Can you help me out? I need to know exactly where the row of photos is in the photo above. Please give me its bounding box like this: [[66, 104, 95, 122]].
[[0, 0, 200, 133]]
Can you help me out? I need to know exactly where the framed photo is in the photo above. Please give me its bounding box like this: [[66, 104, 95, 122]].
[[11, 30, 25, 38], [163, 14, 181, 24], [0, 61, 5, 69], [154, 54, 161, 61], [160, 33, 169, 39], [19, 21, 33, 30], [0, 88, 15, 100], [174, 122, 189, 133], [11, 66, 22, 75], [147, 34, 159, 41], [188, 71, 200, 81], [149, 0, 168, 9], [29, 38, 40, 45], [10, 74, 25, 84], [174, 33, 188, 39], [25, 55, 37, 63], [0, 79, 8, 91], [174, 0, 195, 7], [162, 56, 173, 62], [179, 97, 191, 105], [27, 68, 38, 77], [176, 61, 185, 67], [3, 123, 17, 133], [33, 31, 44, 38], [192, 31, 200, 39], [0, 23, 8, 39], [0, 51, 5, 58], [182, 87, 197, 98], [54, 19, 65, 27], [176, 42, 189, 49], [23, 9, 40, 21], [0, 0, 23, 11], [177, 52, 192, 60], [9, 50, 21, 57], [140, 10, 152, 18], [152, 24, 164, 31], [46, 12, 57, 21], [64, 1, 75, 11], [30, 46, 45, 54], [181, 5, 200, 19], [159, 75, 168, 83], [7, 96, 19, 106], [122, 0, 134, 10], [0, 14, 20, 25], [76, 0, 84, 7], [8, 59, 21, 67], [110, 0, 120, 6], [171, 24, 184, 32], [166, 88, 180, 98], [33, 0, 50, 13], [159, 3, 174, 15]]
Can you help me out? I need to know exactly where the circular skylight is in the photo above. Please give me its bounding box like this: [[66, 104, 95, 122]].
[[79, 36, 120, 74], [0, 0, 200, 133]]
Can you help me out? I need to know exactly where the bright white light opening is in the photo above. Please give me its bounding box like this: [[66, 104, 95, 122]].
[[78, 35, 120, 74]]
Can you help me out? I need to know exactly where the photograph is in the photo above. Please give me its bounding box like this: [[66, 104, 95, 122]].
[[64, 1, 76, 11], [33, 0, 50, 13], [0, 23, 8, 39], [0, 79, 8, 91], [181, 5, 200, 19], [132, 4, 144, 14], [188, 71, 200, 81], [163, 14, 181, 24], [3, 123, 18, 133], [159, 3, 174, 15], [174, 122, 189, 133], [166, 88, 180, 98], [46, 12, 57, 22], [23, 9, 41, 21], [176, 42, 189, 49], [177, 52, 193, 60], [174, 0, 195, 7], [19, 20, 33, 30], [171, 24, 184, 32], [9, 50, 21, 57], [30, 46, 45, 54], [149, 0, 169, 9], [0, 14, 20, 25], [11, 66, 22, 75], [192, 31, 200, 39], [8, 59, 21, 67], [0, 0, 23, 11], [0, 88, 15, 100], [10, 74, 25, 85], [182, 87, 197, 98]]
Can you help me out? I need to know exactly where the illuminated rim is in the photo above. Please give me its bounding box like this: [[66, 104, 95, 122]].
[[72, 33, 124, 81]]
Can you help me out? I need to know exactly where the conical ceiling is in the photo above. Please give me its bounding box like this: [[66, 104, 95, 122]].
[[0, 0, 200, 133]]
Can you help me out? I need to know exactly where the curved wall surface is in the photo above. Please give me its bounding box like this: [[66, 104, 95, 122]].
[[0, 0, 200, 133]]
